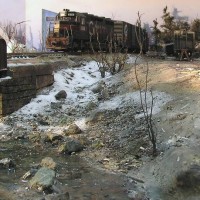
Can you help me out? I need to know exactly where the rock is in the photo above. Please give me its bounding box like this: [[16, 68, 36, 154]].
[[101, 87, 109, 100], [45, 192, 70, 200], [50, 102, 62, 109], [92, 140, 104, 149], [99, 67, 106, 78], [86, 110, 105, 124], [58, 144, 68, 153], [29, 132, 41, 143], [14, 132, 26, 140], [176, 164, 200, 189], [41, 157, 57, 170], [63, 123, 82, 136], [85, 101, 97, 111], [91, 81, 104, 94], [128, 189, 147, 199], [55, 90, 67, 100], [152, 146, 200, 192], [22, 169, 37, 180], [29, 167, 56, 190], [46, 132, 63, 142], [38, 119, 50, 126], [0, 158, 15, 169], [58, 138, 83, 154]]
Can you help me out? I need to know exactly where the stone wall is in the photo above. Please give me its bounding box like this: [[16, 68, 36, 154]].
[[0, 63, 54, 116]]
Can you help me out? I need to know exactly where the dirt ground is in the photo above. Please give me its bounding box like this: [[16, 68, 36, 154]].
[[78, 56, 200, 200], [123, 57, 200, 200], [6, 55, 200, 200]]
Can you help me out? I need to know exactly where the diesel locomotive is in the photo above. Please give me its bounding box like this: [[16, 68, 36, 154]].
[[46, 9, 148, 52]]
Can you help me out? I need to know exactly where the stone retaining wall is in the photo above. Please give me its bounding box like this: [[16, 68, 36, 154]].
[[0, 63, 54, 116]]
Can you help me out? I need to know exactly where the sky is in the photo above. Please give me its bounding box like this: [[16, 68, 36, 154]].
[[25, 0, 200, 25], [0, 0, 25, 23], [1, 0, 200, 48]]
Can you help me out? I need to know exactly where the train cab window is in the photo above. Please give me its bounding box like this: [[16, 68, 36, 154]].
[[81, 18, 86, 25], [76, 16, 80, 23]]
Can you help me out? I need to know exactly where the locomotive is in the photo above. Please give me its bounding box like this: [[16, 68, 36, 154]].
[[46, 9, 148, 52]]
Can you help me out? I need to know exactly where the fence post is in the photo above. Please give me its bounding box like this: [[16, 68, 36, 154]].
[[0, 38, 7, 77]]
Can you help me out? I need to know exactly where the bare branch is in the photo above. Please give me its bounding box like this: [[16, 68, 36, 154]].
[[134, 12, 157, 156]]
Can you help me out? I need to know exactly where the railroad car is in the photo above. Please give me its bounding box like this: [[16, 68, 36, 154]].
[[46, 9, 149, 52], [114, 21, 148, 52], [174, 30, 195, 59]]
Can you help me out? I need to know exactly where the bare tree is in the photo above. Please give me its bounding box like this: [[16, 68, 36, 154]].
[[0, 21, 26, 53], [134, 12, 157, 156], [90, 30, 128, 78], [38, 31, 46, 52]]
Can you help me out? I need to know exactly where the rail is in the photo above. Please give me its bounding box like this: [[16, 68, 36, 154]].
[[7, 52, 70, 59]]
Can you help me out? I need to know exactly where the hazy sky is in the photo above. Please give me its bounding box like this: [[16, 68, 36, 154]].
[[0, 0, 26, 22], [1, 0, 200, 48], [0, 0, 25, 23], [25, 0, 200, 25]]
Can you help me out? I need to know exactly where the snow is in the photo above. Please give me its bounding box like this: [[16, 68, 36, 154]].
[[8, 63, 34, 67], [127, 54, 142, 64], [0, 76, 12, 82], [14, 60, 172, 121], [15, 61, 101, 117], [98, 91, 172, 118]]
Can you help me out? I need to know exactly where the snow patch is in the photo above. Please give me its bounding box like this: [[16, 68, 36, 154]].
[[14, 60, 172, 121], [98, 91, 172, 117], [15, 61, 102, 117]]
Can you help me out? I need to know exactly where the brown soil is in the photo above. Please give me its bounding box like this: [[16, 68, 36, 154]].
[[6, 55, 200, 199]]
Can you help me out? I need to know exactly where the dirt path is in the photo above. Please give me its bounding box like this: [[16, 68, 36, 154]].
[[79, 57, 200, 199], [126, 59, 200, 199], [4, 55, 200, 199]]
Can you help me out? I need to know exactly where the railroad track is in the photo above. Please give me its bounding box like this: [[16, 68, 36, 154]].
[[7, 51, 82, 59]]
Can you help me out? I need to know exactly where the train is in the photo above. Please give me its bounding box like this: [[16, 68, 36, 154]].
[[147, 30, 197, 60], [46, 9, 149, 53], [173, 30, 196, 59], [162, 30, 197, 60]]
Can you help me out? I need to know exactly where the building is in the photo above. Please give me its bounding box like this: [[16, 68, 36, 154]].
[[0, 0, 58, 51]]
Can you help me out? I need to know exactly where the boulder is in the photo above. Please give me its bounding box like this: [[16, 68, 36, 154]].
[[50, 102, 62, 109], [29, 132, 41, 143], [0, 158, 15, 169], [91, 81, 105, 94], [46, 132, 63, 142], [40, 157, 57, 170], [152, 146, 200, 192], [86, 110, 105, 124], [22, 169, 37, 180], [100, 87, 109, 100], [85, 101, 97, 111], [64, 123, 82, 136], [55, 90, 67, 100], [58, 138, 83, 154], [176, 164, 200, 188], [29, 167, 56, 190]]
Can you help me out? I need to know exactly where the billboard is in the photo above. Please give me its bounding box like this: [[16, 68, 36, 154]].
[[42, 9, 57, 51]]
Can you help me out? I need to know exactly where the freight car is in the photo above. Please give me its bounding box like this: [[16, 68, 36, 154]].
[[114, 21, 148, 52], [46, 9, 148, 53], [173, 30, 195, 60]]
